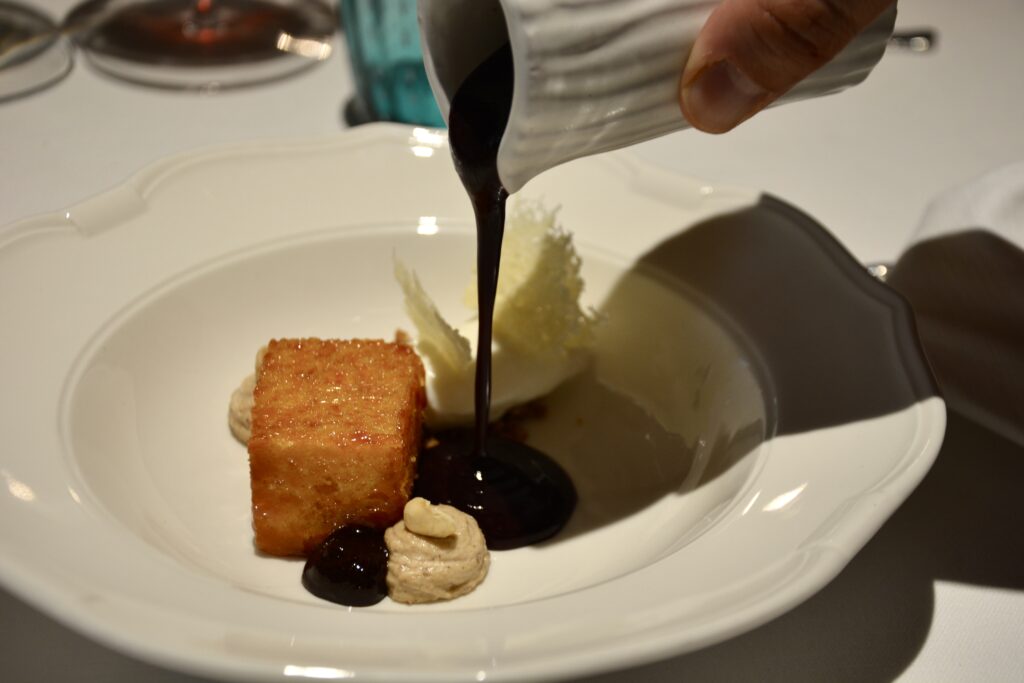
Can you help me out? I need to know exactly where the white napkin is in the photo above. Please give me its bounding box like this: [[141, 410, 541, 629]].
[[916, 162, 1024, 246]]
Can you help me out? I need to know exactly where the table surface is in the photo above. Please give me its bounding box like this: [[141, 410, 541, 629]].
[[2, 0, 1023, 681]]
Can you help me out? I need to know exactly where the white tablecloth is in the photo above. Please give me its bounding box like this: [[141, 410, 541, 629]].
[[2, 0, 1022, 680]]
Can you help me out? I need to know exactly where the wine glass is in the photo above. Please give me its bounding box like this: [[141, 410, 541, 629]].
[[65, 0, 336, 90]]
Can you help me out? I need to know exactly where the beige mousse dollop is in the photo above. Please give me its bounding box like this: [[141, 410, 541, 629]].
[[384, 497, 489, 604], [227, 346, 267, 444], [228, 373, 256, 443]]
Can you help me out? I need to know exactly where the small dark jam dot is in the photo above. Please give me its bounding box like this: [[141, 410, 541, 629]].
[[302, 526, 388, 607]]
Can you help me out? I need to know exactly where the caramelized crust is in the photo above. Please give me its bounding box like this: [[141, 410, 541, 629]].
[[248, 338, 425, 556]]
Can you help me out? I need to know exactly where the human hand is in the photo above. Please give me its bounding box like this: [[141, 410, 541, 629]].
[[680, 0, 896, 133]]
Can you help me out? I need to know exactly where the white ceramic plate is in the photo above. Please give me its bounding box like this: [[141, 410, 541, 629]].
[[0, 124, 944, 682]]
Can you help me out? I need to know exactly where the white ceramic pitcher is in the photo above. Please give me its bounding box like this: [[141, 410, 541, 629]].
[[418, 0, 897, 193]]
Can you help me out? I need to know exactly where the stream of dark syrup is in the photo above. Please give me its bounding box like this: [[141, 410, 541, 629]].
[[411, 43, 577, 551]]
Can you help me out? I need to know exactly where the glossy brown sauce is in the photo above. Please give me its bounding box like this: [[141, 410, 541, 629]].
[[412, 43, 576, 551]]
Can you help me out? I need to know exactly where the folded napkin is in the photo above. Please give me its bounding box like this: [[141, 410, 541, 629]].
[[887, 162, 1024, 446]]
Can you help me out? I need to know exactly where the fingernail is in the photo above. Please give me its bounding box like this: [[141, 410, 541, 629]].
[[681, 60, 769, 133]]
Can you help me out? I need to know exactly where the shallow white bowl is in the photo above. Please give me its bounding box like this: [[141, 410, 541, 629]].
[[0, 124, 943, 681]]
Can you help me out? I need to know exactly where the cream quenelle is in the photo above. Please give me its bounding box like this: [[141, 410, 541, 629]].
[[395, 200, 596, 427]]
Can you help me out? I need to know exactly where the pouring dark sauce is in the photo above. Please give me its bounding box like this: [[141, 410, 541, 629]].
[[412, 43, 576, 550], [304, 43, 576, 605]]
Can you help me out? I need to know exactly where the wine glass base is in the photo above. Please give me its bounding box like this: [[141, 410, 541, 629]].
[[67, 0, 335, 91], [81, 49, 323, 91]]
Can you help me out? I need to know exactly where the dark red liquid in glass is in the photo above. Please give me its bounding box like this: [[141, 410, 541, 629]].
[[72, 0, 321, 65]]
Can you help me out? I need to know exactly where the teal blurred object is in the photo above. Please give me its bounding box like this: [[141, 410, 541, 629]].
[[340, 0, 445, 127]]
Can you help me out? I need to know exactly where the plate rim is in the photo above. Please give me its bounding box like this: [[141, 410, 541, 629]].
[[0, 123, 946, 682]]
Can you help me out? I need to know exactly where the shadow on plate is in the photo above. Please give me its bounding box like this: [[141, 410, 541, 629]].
[[637, 194, 938, 437], [574, 409, 1024, 683], [575, 206, 1024, 682], [523, 366, 765, 543], [519, 195, 939, 542]]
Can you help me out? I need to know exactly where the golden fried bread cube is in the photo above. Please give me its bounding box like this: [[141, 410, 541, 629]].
[[248, 338, 425, 556]]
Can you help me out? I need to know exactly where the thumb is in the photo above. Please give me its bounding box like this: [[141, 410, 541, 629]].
[[680, 0, 894, 133]]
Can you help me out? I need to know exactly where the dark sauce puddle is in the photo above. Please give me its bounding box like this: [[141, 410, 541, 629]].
[[305, 44, 576, 605]]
